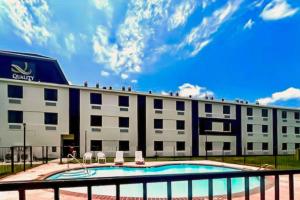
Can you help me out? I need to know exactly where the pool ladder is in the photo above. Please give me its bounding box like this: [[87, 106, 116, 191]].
[[67, 154, 89, 174]]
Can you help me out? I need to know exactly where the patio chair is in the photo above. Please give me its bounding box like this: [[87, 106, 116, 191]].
[[97, 152, 106, 163], [83, 152, 93, 164], [114, 151, 124, 165], [135, 151, 145, 165]]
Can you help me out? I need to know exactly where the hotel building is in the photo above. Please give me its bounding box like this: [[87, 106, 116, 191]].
[[1, 50, 300, 158]]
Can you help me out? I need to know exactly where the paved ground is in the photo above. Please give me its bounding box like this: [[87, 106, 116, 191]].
[[0, 160, 299, 199]]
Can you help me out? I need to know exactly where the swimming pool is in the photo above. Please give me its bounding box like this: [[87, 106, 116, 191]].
[[47, 164, 260, 198]]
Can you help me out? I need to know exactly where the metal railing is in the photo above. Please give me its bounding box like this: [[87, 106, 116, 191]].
[[0, 169, 299, 200], [66, 154, 89, 174]]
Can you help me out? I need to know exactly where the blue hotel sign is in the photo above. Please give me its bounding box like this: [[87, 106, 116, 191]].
[[11, 61, 35, 81]]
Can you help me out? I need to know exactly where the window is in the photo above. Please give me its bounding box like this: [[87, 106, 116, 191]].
[[52, 146, 57, 152], [119, 117, 129, 128], [8, 85, 23, 98], [247, 142, 253, 150], [295, 143, 300, 149], [262, 143, 268, 151], [90, 93, 102, 105], [262, 109, 268, 117], [282, 111, 287, 119], [205, 122, 212, 131], [295, 112, 300, 120], [223, 105, 230, 114], [282, 143, 287, 150], [119, 141, 129, 151], [90, 115, 102, 127], [282, 126, 287, 134], [8, 111, 23, 123], [91, 140, 102, 151], [223, 122, 230, 132], [262, 125, 268, 133], [205, 142, 213, 151], [223, 142, 231, 151], [176, 101, 185, 111], [44, 113, 58, 125], [154, 119, 163, 129], [176, 142, 185, 151], [119, 96, 129, 107], [176, 120, 185, 130], [154, 99, 163, 109], [154, 141, 163, 151], [295, 127, 300, 134], [205, 104, 212, 113], [44, 89, 57, 101], [247, 124, 253, 132], [247, 108, 253, 116]]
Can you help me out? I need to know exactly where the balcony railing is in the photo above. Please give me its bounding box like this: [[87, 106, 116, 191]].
[[0, 169, 299, 200]]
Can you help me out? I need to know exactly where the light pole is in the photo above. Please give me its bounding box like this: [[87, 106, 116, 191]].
[[23, 123, 26, 171]]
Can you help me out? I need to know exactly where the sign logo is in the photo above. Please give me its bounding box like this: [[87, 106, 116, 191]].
[[11, 61, 34, 81]]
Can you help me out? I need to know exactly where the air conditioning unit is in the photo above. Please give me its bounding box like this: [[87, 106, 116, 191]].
[[91, 105, 101, 110], [120, 107, 128, 111], [155, 110, 163, 114], [91, 128, 101, 132], [9, 99, 21, 104], [45, 102, 56, 106]]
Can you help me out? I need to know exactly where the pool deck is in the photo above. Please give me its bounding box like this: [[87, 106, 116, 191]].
[[0, 160, 299, 200]]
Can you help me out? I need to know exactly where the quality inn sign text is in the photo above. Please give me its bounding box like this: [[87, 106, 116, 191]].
[[11, 62, 34, 81]]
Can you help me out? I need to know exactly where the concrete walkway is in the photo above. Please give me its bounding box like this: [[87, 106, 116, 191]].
[[0, 160, 299, 199]]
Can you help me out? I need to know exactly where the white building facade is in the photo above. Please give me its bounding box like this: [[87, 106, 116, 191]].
[[1, 50, 300, 158]]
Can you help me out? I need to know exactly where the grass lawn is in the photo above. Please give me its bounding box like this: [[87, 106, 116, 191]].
[[0, 164, 40, 178], [68, 155, 300, 170]]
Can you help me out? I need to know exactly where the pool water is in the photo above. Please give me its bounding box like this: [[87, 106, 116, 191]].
[[47, 164, 260, 198]]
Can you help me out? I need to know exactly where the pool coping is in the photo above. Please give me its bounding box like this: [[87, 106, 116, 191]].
[[38, 161, 274, 199]]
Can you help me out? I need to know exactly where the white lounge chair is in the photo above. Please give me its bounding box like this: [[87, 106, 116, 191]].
[[97, 152, 106, 163], [114, 151, 124, 165], [83, 152, 93, 164], [135, 151, 145, 165]]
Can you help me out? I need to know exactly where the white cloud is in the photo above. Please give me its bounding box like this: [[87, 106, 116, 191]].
[[92, 0, 113, 20], [93, 0, 110, 10], [177, 0, 242, 57], [64, 33, 76, 55], [101, 70, 110, 77], [0, 0, 51, 45], [131, 79, 138, 83], [243, 19, 254, 30], [260, 0, 299, 21], [168, 0, 197, 30], [178, 83, 214, 98], [257, 87, 300, 105], [121, 73, 129, 80], [92, 0, 171, 75], [201, 0, 216, 9], [161, 91, 169, 95], [252, 0, 264, 8]]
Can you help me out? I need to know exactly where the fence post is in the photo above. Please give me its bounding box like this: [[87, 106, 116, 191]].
[[11, 146, 14, 173], [173, 146, 175, 160], [60, 146, 63, 164], [243, 147, 246, 165], [42, 146, 45, 164], [30, 146, 32, 167], [46, 146, 49, 164], [222, 150, 224, 162]]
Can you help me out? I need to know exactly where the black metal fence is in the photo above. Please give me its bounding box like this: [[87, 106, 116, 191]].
[[0, 169, 299, 200], [1, 145, 300, 176]]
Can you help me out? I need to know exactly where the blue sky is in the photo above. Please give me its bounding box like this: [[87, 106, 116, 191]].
[[0, 0, 300, 107]]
